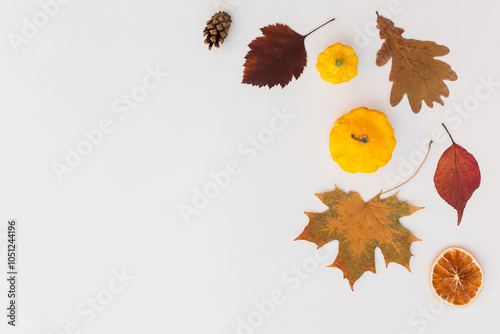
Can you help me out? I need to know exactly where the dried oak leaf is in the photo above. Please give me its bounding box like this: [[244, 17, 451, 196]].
[[295, 187, 422, 290], [434, 125, 481, 225], [376, 14, 458, 113], [243, 19, 335, 88]]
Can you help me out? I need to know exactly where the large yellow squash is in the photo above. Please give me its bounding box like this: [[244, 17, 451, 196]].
[[329, 107, 396, 173]]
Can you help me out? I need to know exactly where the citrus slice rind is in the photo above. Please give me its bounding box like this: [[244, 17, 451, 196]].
[[430, 247, 484, 308]]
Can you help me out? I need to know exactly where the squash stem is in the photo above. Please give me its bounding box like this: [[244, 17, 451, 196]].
[[380, 140, 433, 196], [351, 134, 369, 144]]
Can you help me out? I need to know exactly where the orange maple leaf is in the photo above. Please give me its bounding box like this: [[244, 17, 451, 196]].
[[376, 14, 458, 113], [295, 187, 422, 290]]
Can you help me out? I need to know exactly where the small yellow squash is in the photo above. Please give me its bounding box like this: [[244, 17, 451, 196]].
[[316, 43, 358, 84]]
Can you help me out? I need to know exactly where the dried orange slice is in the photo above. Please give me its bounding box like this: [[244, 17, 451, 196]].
[[430, 247, 484, 307]]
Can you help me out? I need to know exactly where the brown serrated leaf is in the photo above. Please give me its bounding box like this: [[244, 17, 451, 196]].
[[243, 18, 335, 88], [376, 14, 458, 113], [295, 187, 422, 290]]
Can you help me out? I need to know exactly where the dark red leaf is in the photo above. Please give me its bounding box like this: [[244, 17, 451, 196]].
[[434, 125, 481, 225], [242, 18, 335, 88]]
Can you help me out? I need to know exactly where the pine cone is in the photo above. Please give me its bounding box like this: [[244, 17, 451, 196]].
[[203, 11, 232, 50]]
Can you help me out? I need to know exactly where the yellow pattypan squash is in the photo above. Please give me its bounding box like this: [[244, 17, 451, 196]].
[[329, 107, 396, 173], [317, 43, 358, 84]]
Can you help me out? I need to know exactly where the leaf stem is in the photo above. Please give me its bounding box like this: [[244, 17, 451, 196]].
[[441, 123, 455, 144], [380, 140, 433, 196], [304, 18, 335, 38]]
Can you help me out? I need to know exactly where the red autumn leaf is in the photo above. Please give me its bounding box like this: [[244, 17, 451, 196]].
[[434, 124, 481, 225], [242, 18, 335, 88]]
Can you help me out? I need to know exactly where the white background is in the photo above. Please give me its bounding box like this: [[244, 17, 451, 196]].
[[0, 0, 499, 333]]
